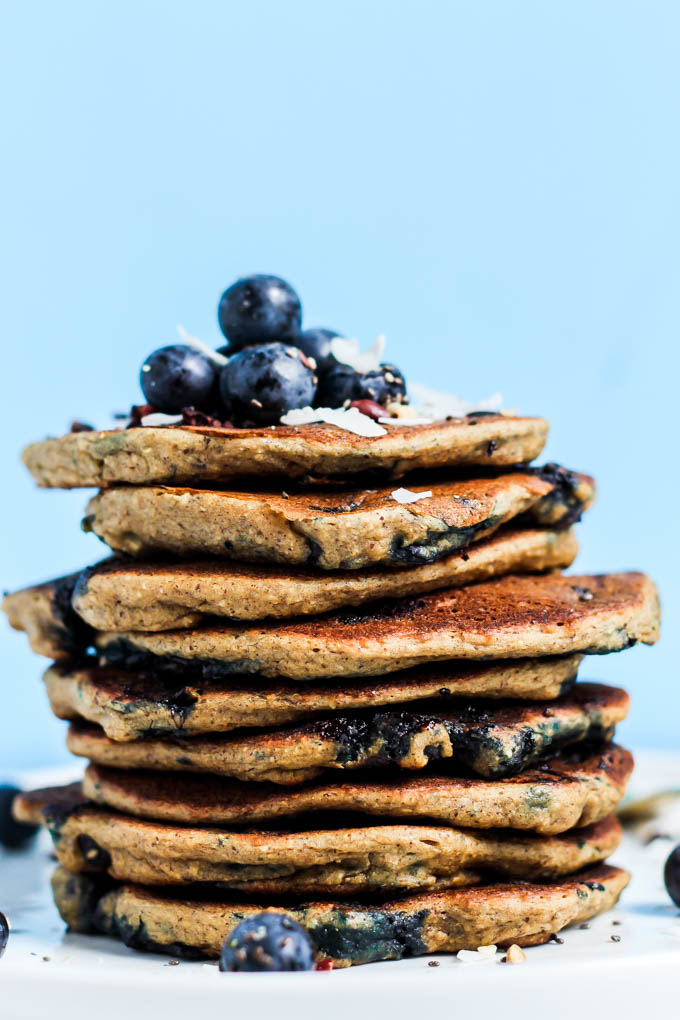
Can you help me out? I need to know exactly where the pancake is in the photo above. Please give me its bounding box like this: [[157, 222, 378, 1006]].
[[76, 527, 577, 631], [81, 466, 593, 568], [1, 571, 91, 661], [3, 528, 578, 652], [16, 785, 621, 893], [96, 572, 660, 680], [22, 415, 549, 489], [79, 744, 632, 834], [65, 683, 629, 783], [50, 863, 629, 966], [45, 655, 583, 741]]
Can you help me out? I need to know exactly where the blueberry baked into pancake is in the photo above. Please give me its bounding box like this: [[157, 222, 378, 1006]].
[[3, 272, 659, 968]]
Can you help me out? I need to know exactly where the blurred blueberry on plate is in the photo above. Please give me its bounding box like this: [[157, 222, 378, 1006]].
[[0, 912, 8, 958], [219, 913, 315, 972], [291, 328, 343, 373], [220, 342, 316, 425], [218, 275, 302, 350], [664, 844, 680, 908], [0, 785, 38, 850], [317, 362, 407, 408], [140, 345, 217, 413]]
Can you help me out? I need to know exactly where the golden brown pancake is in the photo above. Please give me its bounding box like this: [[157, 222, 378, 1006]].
[[22, 415, 549, 489], [81, 466, 593, 568], [65, 683, 629, 783], [18, 784, 621, 894], [96, 572, 660, 680], [50, 863, 629, 966], [44, 655, 583, 741], [3, 528, 578, 653], [76, 744, 632, 834]]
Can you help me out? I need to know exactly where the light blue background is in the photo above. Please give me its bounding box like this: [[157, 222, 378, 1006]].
[[1, 1, 677, 769]]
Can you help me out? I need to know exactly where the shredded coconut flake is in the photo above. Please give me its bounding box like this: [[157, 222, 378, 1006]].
[[176, 325, 228, 366], [456, 946, 498, 964], [140, 412, 184, 427], [330, 334, 386, 373], [391, 487, 433, 504], [409, 381, 504, 421], [280, 406, 387, 438]]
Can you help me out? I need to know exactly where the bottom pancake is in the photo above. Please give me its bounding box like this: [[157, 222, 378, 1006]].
[[78, 744, 633, 835], [14, 785, 622, 894], [51, 863, 629, 966]]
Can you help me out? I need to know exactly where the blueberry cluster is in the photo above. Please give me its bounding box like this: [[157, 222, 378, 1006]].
[[138, 275, 407, 426]]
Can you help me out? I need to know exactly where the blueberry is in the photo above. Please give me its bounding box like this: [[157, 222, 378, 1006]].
[[0, 786, 38, 850], [664, 844, 680, 908], [315, 363, 359, 407], [218, 275, 302, 351], [219, 342, 316, 425], [140, 345, 217, 414], [219, 913, 315, 972], [317, 362, 407, 409], [291, 328, 343, 374], [0, 912, 7, 958]]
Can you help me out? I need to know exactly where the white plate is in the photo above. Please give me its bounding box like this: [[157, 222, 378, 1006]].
[[2, 754, 679, 1020]]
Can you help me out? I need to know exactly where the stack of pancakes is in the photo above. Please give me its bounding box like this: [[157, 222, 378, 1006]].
[[4, 415, 660, 966]]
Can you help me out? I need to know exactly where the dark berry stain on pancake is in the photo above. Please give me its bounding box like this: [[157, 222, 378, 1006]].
[[528, 463, 590, 528], [305, 684, 625, 777], [387, 518, 502, 567], [310, 908, 428, 965], [76, 834, 112, 871], [50, 574, 94, 655]]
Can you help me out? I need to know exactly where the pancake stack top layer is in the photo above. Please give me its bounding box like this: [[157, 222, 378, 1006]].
[[3, 285, 660, 967]]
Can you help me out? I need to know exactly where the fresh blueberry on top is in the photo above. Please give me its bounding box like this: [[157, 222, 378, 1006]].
[[219, 342, 316, 426], [315, 363, 357, 407], [218, 275, 302, 351], [140, 345, 218, 414], [291, 328, 343, 374], [0, 912, 8, 958], [219, 913, 315, 972], [317, 362, 407, 409], [0, 785, 38, 850], [665, 844, 680, 908]]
